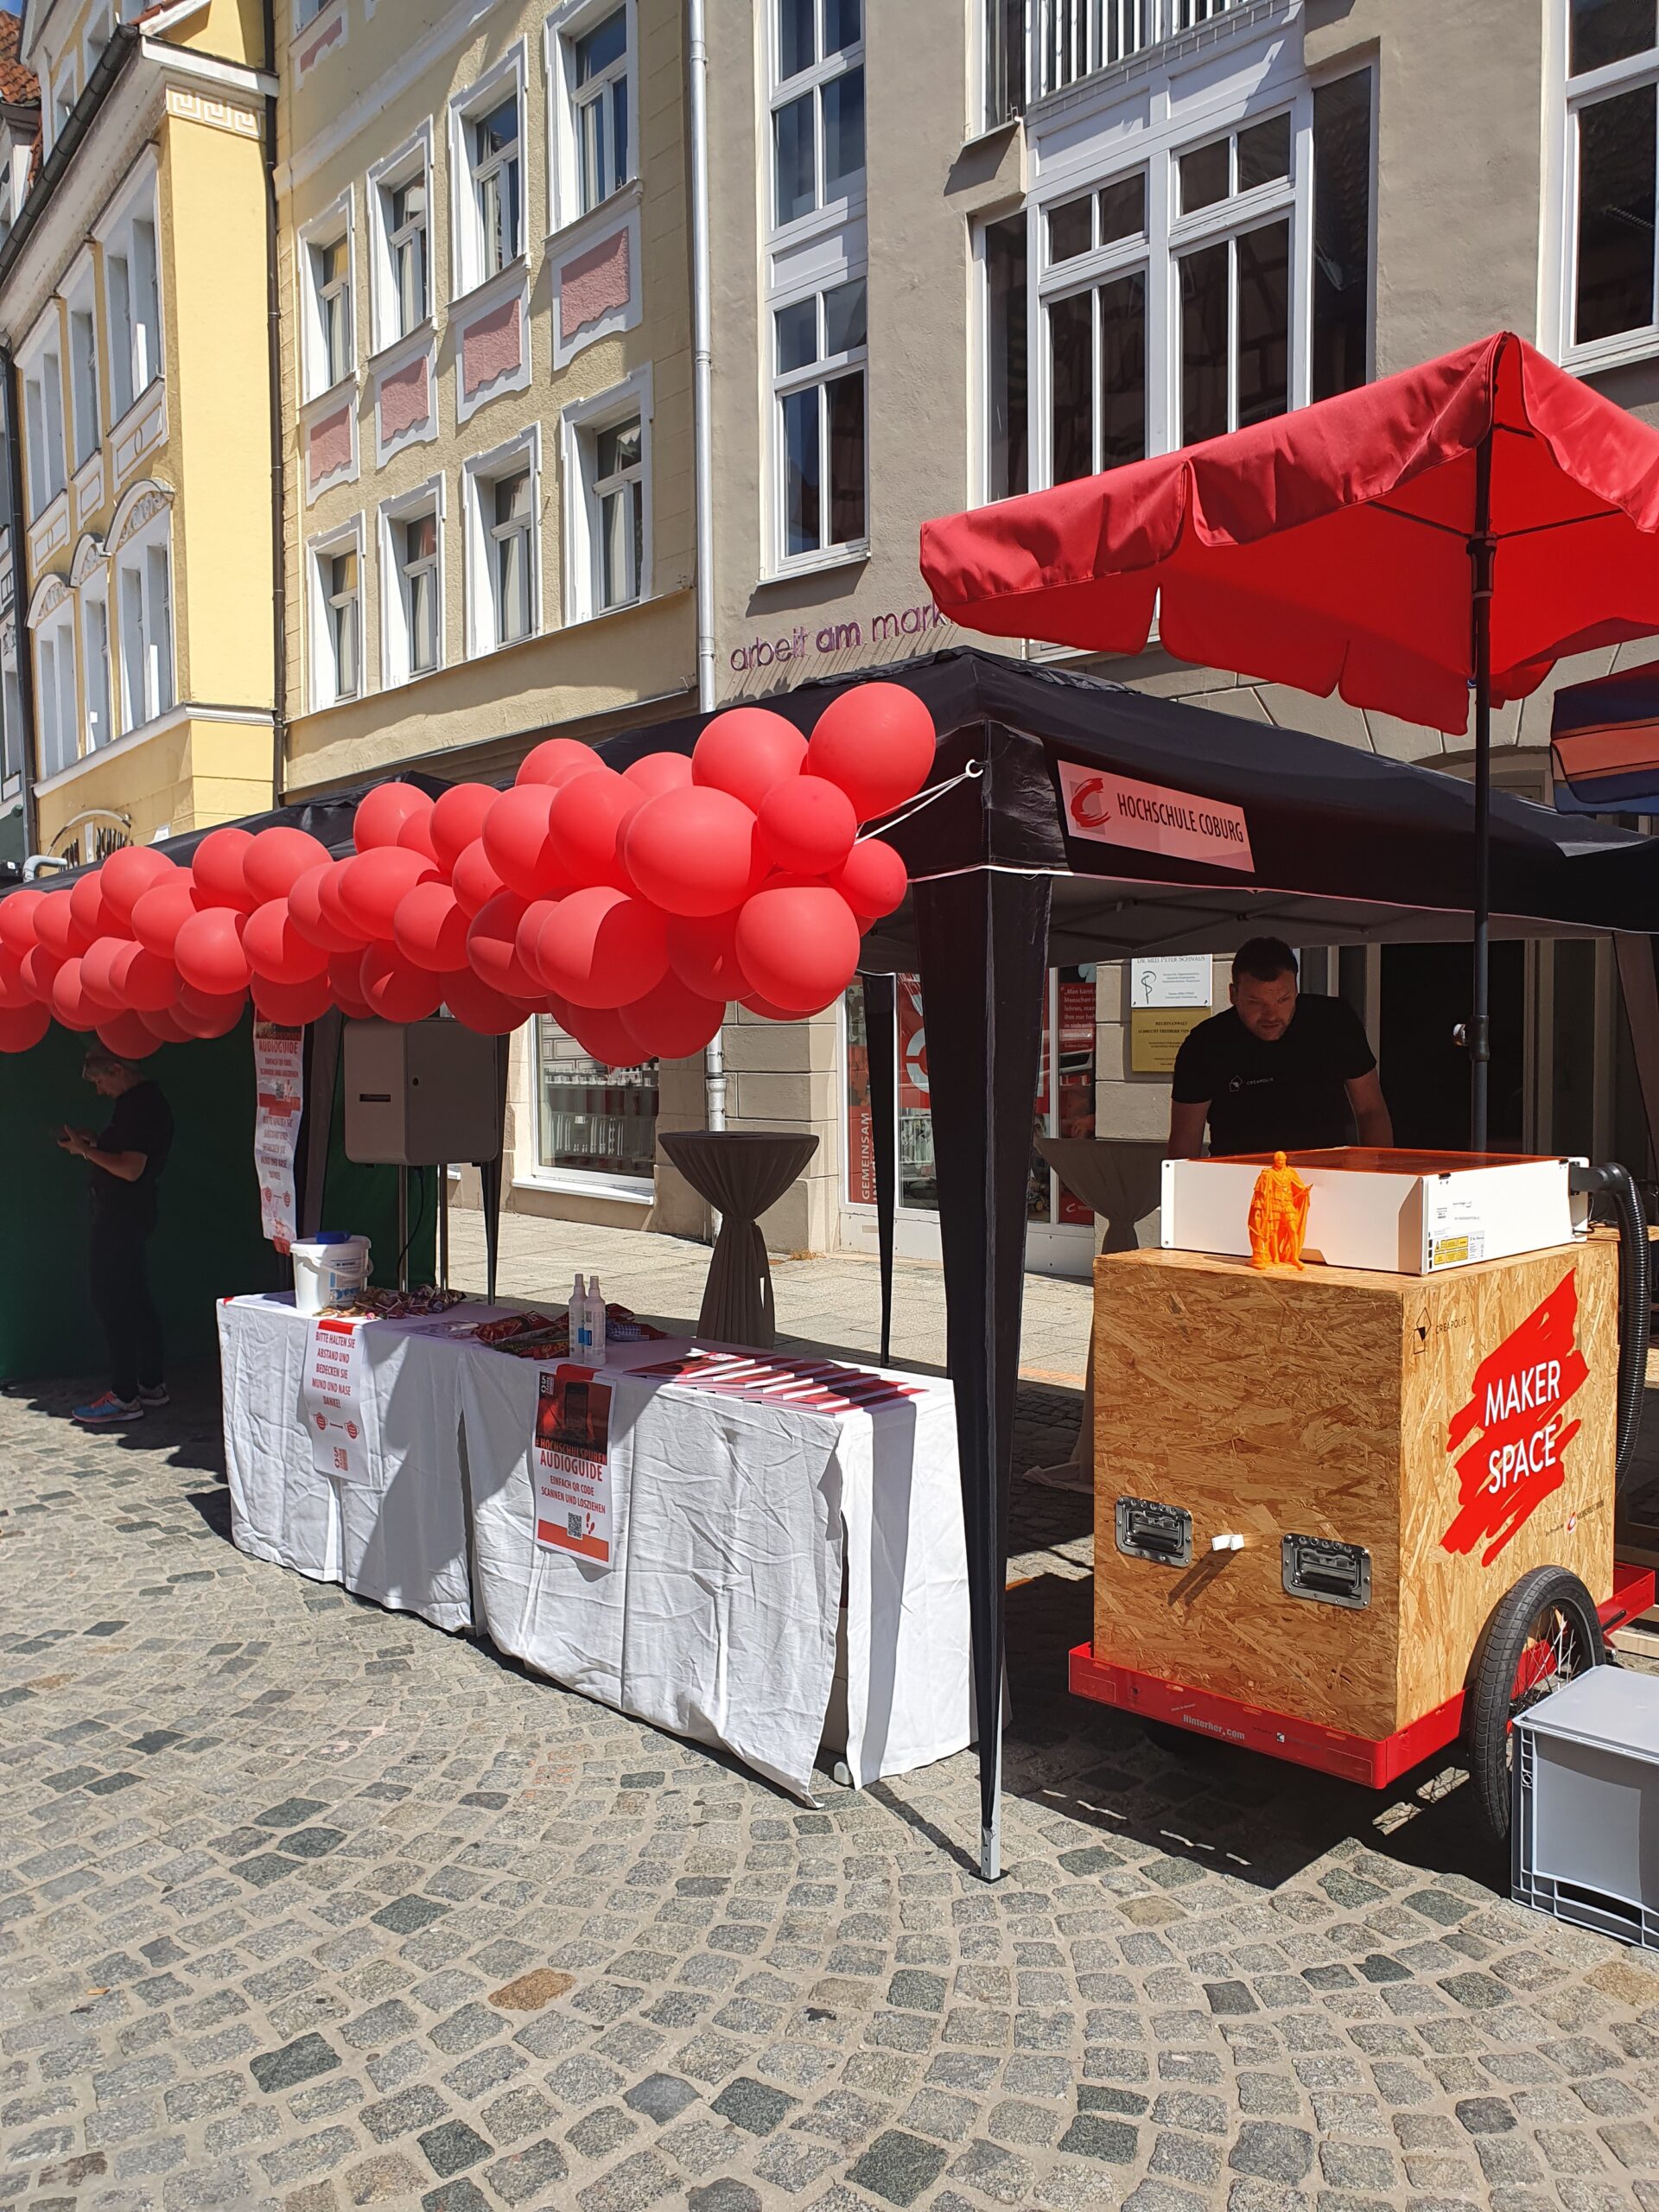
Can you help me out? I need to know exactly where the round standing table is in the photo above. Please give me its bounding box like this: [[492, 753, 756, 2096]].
[[658, 1129, 821, 1350]]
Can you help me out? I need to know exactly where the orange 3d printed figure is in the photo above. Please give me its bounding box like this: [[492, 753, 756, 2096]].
[[1248, 1150, 1312, 1269]]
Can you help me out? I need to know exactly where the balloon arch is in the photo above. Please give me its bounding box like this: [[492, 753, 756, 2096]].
[[0, 683, 932, 1061]]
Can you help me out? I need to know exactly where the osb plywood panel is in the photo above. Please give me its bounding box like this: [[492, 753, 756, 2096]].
[[1091, 1241, 1619, 1740]]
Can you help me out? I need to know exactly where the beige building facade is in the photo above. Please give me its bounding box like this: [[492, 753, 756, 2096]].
[[692, 0, 1659, 1272]]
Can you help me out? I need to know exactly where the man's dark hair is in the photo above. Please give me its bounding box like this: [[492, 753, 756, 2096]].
[[1231, 937, 1299, 984]]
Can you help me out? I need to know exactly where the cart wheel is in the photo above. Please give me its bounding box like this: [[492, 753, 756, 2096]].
[[1465, 1566, 1605, 1842], [1144, 1718, 1214, 1758]]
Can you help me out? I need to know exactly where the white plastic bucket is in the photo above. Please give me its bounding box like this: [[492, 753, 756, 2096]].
[[290, 1236, 372, 1317]]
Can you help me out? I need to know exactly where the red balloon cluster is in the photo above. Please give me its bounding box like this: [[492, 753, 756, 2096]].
[[0, 681, 930, 1064]]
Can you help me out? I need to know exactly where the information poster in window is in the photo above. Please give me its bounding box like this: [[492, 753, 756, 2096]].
[[531, 1366, 613, 1564]]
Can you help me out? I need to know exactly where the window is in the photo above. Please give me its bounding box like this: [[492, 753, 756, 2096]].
[[773, 276, 867, 563], [86, 3, 112, 73], [23, 346, 67, 517], [81, 583, 111, 751], [69, 302, 99, 469], [1560, 1, 1659, 356], [104, 186, 162, 423], [36, 611, 79, 777], [771, 0, 864, 230], [574, 8, 632, 211], [474, 96, 522, 279], [368, 137, 432, 352], [314, 235, 353, 388], [1311, 71, 1372, 400], [490, 471, 533, 644], [296, 0, 328, 25], [592, 416, 644, 608], [49, 65, 77, 154], [117, 531, 174, 732], [3, 665, 24, 791], [536, 1017, 658, 1189], [387, 177, 429, 337], [326, 547, 360, 700], [465, 435, 539, 653], [382, 489, 442, 685], [982, 213, 1028, 501]]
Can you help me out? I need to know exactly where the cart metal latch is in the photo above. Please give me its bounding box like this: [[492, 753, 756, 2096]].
[[1281, 1534, 1371, 1609], [1116, 1497, 1192, 1568]]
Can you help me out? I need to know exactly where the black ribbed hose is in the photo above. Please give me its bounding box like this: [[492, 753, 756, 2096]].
[[1568, 1161, 1650, 1491]]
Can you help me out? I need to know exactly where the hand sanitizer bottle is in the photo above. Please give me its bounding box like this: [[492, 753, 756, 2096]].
[[569, 1274, 591, 1363], [588, 1276, 607, 1367]]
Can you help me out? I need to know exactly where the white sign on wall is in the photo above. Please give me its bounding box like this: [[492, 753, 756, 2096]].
[[1130, 956, 1213, 1010]]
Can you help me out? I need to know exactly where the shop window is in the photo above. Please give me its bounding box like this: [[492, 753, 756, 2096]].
[[536, 1016, 658, 1190], [773, 275, 868, 564], [771, 0, 864, 230]]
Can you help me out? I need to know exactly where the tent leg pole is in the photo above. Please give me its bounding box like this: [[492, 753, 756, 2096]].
[[1470, 430, 1495, 1154], [914, 868, 1051, 1884], [861, 970, 898, 1367]]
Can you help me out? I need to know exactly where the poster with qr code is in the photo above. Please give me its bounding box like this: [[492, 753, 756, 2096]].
[[531, 1367, 613, 1563]]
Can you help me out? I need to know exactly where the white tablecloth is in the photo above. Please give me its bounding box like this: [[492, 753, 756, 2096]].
[[218, 1300, 971, 1797]]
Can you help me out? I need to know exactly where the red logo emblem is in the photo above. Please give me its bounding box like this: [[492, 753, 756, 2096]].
[[1441, 1269, 1587, 1567]]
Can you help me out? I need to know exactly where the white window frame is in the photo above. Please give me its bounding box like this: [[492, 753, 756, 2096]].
[[545, 0, 640, 236], [1025, 37, 1314, 492], [79, 571, 113, 753], [48, 59, 78, 156], [65, 256, 101, 473], [378, 475, 446, 689], [367, 124, 435, 356], [35, 606, 79, 778], [766, 0, 867, 244], [530, 1011, 658, 1198], [308, 518, 365, 711], [112, 504, 175, 736], [463, 428, 541, 658], [561, 365, 653, 625], [19, 308, 68, 522], [766, 263, 869, 577], [95, 153, 164, 431], [297, 190, 356, 401], [1546, 0, 1659, 372], [449, 44, 529, 302], [85, 1, 114, 76]]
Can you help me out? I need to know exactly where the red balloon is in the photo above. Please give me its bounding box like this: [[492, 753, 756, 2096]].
[[79, 937, 131, 1013], [0, 887, 43, 957], [757, 774, 858, 876], [360, 943, 442, 1024], [664, 911, 748, 1001], [430, 784, 500, 873], [95, 1011, 162, 1059], [562, 1002, 647, 1067], [535, 886, 668, 1010], [290, 861, 365, 952], [140, 1004, 195, 1045], [805, 683, 935, 822], [175, 984, 247, 1038], [50, 957, 101, 1032], [548, 766, 639, 893], [734, 886, 861, 1014], [692, 707, 808, 811], [620, 976, 727, 1058], [442, 968, 531, 1035], [339, 848, 438, 940], [245, 827, 332, 906], [834, 836, 908, 919], [451, 837, 506, 918], [0, 947, 33, 1010], [393, 880, 470, 972], [514, 898, 563, 988], [622, 788, 758, 918], [741, 989, 837, 1020], [623, 751, 695, 798], [192, 826, 257, 912], [99, 847, 176, 926], [518, 736, 604, 788], [482, 784, 561, 899], [251, 971, 334, 1026], [245, 898, 330, 984], [317, 859, 372, 947], [175, 906, 252, 996], [35, 894, 91, 959], [69, 870, 112, 944], [328, 950, 375, 1019], [0, 1001, 50, 1052], [353, 782, 432, 851], [110, 941, 179, 1013], [21, 945, 65, 1002], [131, 877, 200, 958], [396, 809, 442, 864], [466, 892, 541, 1001]]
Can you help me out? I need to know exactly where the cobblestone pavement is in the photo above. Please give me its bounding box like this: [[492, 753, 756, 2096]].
[[4, 1249, 1659, 2212]]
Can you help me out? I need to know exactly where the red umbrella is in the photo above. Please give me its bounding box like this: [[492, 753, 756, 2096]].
[[920, 331, 1659, 1143]]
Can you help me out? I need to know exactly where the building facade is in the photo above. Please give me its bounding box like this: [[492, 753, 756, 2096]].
[[0, 0, 277, 868], [0, 11, 41, 879], [273, 0, 716, 1238]]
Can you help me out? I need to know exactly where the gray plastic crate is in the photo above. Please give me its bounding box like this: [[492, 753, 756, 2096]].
[[1512, 1666, 1659, 1950]]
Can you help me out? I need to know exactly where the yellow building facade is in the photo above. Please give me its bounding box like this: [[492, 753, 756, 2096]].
[[1, 0, 276, 863]]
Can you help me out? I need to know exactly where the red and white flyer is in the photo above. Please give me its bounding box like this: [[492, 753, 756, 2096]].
[[252, 1021, 304, 1253], [300, 1316, 371, 1484], [531, 1366, 613, 1563]]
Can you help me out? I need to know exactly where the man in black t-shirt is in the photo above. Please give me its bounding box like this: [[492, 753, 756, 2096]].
[[1168, 938, 1392, 1159], [59, 1049, 175, 1426]]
